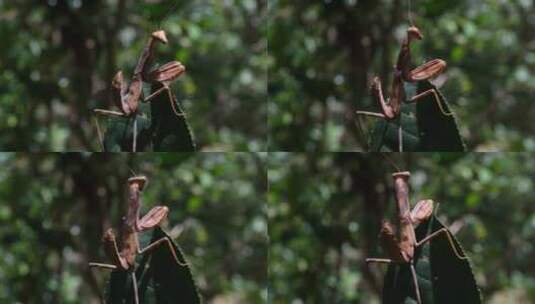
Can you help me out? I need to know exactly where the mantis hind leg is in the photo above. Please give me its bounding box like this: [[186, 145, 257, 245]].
[[408, 88, 454, 116], [410, 261, 423, 304], [415, 228, 468, 260], [139, 236, 189, 267], [88, 263, 117, 270], [143, 84, 186, 118], [93, 110, 128, 152], [131, 271, 139, 304], [132, 115, 138, 152], [398, 124, 403, 152]]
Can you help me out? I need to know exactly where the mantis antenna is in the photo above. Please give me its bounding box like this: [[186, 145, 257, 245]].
[[126, 165, 137, 177], [149, 0, 181, 30], [408, 0, 414, 25]]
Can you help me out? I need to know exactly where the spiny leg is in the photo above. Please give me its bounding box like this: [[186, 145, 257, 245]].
[[93, 109, 127, 152], [408, 88, 454, 116], [415, 228, 467, 260], [132, 115, 137, 152], [138, 206, 169, 231], [355, 111, 387, 150], [88, 263, 118, 270], [410, 260, 422, 304], [143, 86, 167, 103], [398, 124, 403, 152], [143, 84, 186, 117], [365, 258, 393, 264], [139, 236, 189, 267], [165, 85, 186, 117], [356, 110, 387, 119], [131, 271, 139, 304], [94, 109, 126, 117]]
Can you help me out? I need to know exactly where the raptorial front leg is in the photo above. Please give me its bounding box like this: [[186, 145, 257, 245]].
[[410, 200, 434, 227], [407, 88, 453, 116], [137, 206, 169, 231], [91, 229, 129, 271], [415, 228, 467, 260], [138, 236, 189, 266]]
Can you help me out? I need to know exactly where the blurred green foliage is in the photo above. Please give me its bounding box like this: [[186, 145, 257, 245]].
[[0, 0, 267, 151], [269, 0, 535, 151], [0, 153, 267, 303], [268, 153, 535, 303]]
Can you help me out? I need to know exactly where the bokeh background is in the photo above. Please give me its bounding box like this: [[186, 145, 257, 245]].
[[268, 152, 534, 303], [269, 0, 535, 151], [0, 0, 267, 151], [0, 153, 267, 303]]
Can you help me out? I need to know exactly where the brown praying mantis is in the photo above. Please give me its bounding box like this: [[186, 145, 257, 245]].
[[94, 30, 186, 151], [366, 171, 467, 304], [356, 26, 453, 152], [89, 175, 188, 304]]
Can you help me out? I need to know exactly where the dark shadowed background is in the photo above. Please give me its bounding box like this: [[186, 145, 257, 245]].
[[268, 152, 534, 303], [0, 0, 267, 151], [0, 153, 267, 303], [269, 0, 535, 151]]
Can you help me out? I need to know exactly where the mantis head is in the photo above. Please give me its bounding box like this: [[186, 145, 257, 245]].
[[128, 175, 148, 191], [151, 30, 169, 44], [407, 26, 423, 41], [408, 58, 447, 81]]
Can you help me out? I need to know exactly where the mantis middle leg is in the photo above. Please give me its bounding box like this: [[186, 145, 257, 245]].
[[137, 236, 189, 267], [365, 258, 423, 304], [415, 228, 467, 260], [407, 87, 453, 116]]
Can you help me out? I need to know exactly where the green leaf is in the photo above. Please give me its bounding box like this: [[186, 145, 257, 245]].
[[367, 82, 465, 151], [369, 105, 420, 152], [382, 215, 481, 304], [98, 84, 196, 152], [150, 83, 196, 151], [104, 227, 201, 304], [102, 110, 152, 152], [149, 227, 202, 304], [415, 81, 466, 151]]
